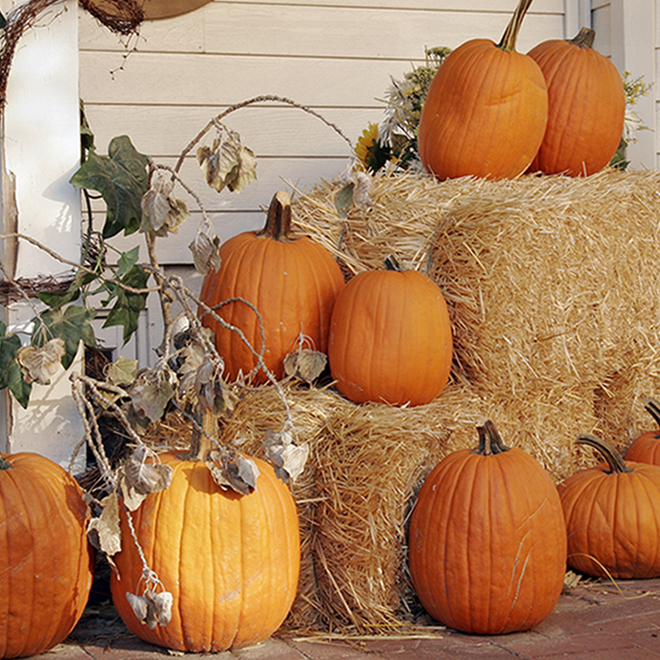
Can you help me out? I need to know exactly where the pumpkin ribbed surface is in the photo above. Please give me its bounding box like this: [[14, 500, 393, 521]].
[[624, 398, 660, 465], [110, 453, 300, 653], [559, 436, 660, 579], [0, 452, 94, 659], [327, 267, 452, 406], [528, 28, 625, 176], [199, 193, 344, 383], [408, 423, 566, 635]]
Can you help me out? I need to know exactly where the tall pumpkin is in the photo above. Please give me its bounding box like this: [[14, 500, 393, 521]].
[[327, 257, 452, 406], [559, 434, 660, 579], [625, 397, 660, 464], [527, 27, 625, 176], [0, 452, 94, 659], [408, 420, 566, 635], [110, 426, 300, 654], [199, 190, 344, 383], [418, 0, 548, 181]]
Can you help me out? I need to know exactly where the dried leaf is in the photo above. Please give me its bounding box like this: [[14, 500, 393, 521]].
[[189, 230, 222, 274], [126, 588, 173, 629], [195, 355, 232, 415], [283, 348, 327, 384], [107, 355, 138, 387], [335, 182, 354, 218], [206, 448, 260, 495], [87, 492, 122, 556], [120, 446, 173, 511], [197, 129, 257, 194], [129, 367, 176, 423], [140, 170, 190, 236], [351, 170, 373, 209], [16, 338, 65, 385], [264, 428, 309, 483]]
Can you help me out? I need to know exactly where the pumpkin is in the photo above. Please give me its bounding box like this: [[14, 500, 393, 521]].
[[199, 190, 345, 383], [110, 424, 300, 653], [327, 256, 452, 406], [408, 420, 566, 635], [0, 452, 94, 659], [527, 27, 625, 176], [417, 0, 548, 181], [624, 397, 660, 464], [558, 434, 660, 579]]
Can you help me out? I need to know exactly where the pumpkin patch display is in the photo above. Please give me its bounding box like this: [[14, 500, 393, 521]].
[[559, 434, 660, 579], [0, 452, 94, 659], [417, 0, 548, 181], [327, 256, 452, 407], [527, 27, 625, 176], [198, 190, 345, 383], [110, 431, 300, 653], [624, 397, 660, 464], [408, 420, 566, 635]]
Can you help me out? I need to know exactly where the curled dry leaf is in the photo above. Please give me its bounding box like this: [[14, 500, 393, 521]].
[[264, 427, 309, 483], [107, 355, 139, 387], [351, 170, 374, 210], [195, 355, 233, 415], [126, 588, 173, 629], [87, 492, 122, 557], [129, 367, 177, 423], [197, 128, 257, 194], [189, 230, 222, 275], [283, 348, 327, 384], [140, 170, 190, 237], [206, 447, 260, 495], [16, 338, 65, 385], [120, 446, 173, 511]]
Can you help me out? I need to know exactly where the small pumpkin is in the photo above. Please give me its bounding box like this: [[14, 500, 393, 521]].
[[408, 420, 567, 635], [110, 419, 300, 653], [625, 397, 660, 464], [558, 434, 660, 579], [0, 452, 94, 659], [527, 27, 625, 176], [199, 190, 345, 383], [417, 0, 548, 181], [327, 256, 452, 406]]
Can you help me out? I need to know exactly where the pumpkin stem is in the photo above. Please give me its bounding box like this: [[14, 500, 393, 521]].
[[576, 434, 632, 474], [187, 411, 217, 461], [256, 190, 293, 241], [0, 455, 11, 470], [473, 419, 511, 456], [384, 254, 402, 271], [497, 0, 534, 52], [643, 396, 660, 428], [569, 26, 596, 49]]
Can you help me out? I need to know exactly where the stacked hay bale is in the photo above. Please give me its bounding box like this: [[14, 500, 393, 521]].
[[214, 168, 660, 635]]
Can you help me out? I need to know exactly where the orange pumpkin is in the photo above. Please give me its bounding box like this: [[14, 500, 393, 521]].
[[110, 450, 300, 653], [527, 27, 625, 176], [199, 190, 344, 383], [408, 420, 567, 634], [327, 257, 452, 406], [418, 0, 547, 181], [559, 434, 660, 579], [625, 397, 660, 464], [0, 452, 94, 659]]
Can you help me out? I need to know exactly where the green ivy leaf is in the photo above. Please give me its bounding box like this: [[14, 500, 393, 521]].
[[70, 136, 149, 239], [103, 265, 150, 345], [0, 323, 31, 409], [116, 246, 140, 278], [36, 306, 97, 370]]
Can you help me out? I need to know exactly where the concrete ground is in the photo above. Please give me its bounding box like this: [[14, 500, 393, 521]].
[[31, 576, 660, 660]]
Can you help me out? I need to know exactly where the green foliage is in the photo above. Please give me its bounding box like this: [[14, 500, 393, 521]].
[[0, 323, 31, 409], [102, 264, 150, 345]]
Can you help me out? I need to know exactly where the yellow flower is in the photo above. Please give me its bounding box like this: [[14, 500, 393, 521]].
[[355, 123, 380, 169]]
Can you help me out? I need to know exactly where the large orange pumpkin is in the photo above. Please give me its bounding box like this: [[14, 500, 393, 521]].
[[199, 190, 344, 383], [559, 434, 660, 579], [0, 452, 94, 659], [527, 27, 625, 176], [624, 397, 660, 464], [408, 420, 567, 635], [327, 257, 452, 406], [417, 0, 548, 181], [110, 448, 300, 653]]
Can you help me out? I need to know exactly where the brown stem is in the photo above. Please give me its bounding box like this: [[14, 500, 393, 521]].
[[473, 419, 511, 455], [497, 0, 534, 52], [187, 411, 217, 461], [576, 434, 632, 474], [384, 254, 401, 271], [0, 455, 11, 470], [643, 396, 660, 428], [256, 190, 294, 240], [569, 26, 596, 49]]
